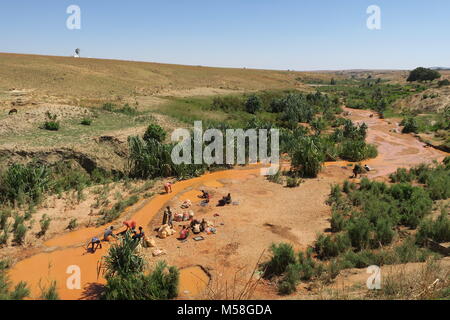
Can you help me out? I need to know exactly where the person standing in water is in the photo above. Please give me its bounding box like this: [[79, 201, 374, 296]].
[[163, 206, 172, 225]]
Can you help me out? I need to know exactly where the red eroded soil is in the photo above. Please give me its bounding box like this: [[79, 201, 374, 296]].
[[8, 108, 448, 300]]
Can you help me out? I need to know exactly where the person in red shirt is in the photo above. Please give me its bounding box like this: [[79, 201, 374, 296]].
[[123, 220, 137, 232]]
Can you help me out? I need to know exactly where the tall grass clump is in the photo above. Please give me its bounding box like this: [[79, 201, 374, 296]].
[[101, 233, 179, 300], [262, 243, 296, 279]]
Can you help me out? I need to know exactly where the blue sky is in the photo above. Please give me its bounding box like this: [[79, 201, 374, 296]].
[[0, 0, 448, 70]]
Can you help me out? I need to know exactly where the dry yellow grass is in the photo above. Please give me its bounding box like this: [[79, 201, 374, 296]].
[[0, 52, 334, 100]]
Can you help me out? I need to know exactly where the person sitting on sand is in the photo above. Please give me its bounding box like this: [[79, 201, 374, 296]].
[[103, 226, 116, 241], [364, 164, 371, 172], [88, 237, 102, 253], [225, 193, 232, 204], [190, 219, 202, 234], [178, 226, 190, 240], [200, 190, 210, 199]]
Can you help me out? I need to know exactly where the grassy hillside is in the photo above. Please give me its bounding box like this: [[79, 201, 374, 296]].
[[0, 53, 331, 99]]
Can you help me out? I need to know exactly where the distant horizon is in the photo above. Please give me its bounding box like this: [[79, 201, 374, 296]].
[[1, 1, 449, 71], [2, 51, 447, 73]]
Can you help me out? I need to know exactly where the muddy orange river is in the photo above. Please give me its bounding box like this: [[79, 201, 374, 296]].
[[8, 109, 447, 300]]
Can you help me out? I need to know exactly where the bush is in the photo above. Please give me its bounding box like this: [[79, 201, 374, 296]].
[[438, 79, 450, 87], [401, 117, 419, 134], [245, 95, 262, 114], [39, 214, 51, 236], [103, 232, 145, 279], [40, 281, 59, 300], [42, 121, 60, 131], [291, 137, 324, 178], [13, 223, 27, 245], [314, 233, 351, 259], [0, 261, 30, 300], [262, 243, 296, 279], [80, 118, 92, 126], [339, 140, 378, 162], [286, 177, 302, 188], [347, 216, 371, 251], [330, 211, 347, 232], [0, 163, 51, 206], [211, 96, 244, 112], [143, 124, 167, 143], [389, 168, 415, 183], [407, 67, 441, 82], [103, 262, 179, 300], [416, 212, 450, 244]]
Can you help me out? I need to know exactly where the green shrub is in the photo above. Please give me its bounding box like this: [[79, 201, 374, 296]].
[[40, 281, 59, 300], [262, 243, 296, 279], [342, 180, 356, 194], [401, 117, 419, 134], [347, 216, 371, 251], [0, 261, 30, 300], [103, 232, 146, 278], [0, 163, 51, 207], [80, 118, 92, 126], [374, 217, 395, 247], [407, 67, 441, 82], [39, 214, 51, 236], [13, 223, 27, 245], [389, 168, 415, 183], [438, 79, 450, 87], [330, 211, 347, 232], [245, 95, 262, 114], [291, 137, 324, 178], [339, 140, 378, 162], [416, 212, 450, 244], [143, 124, 167, 143], [102, 261, 179, 300], [314, 233, 351, 259], [43, 121, 60, 131], [0, 210, 11, 230], [286, 177, 302, 188]]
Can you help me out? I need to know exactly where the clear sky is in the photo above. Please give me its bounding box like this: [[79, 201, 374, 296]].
[[0, 0, 448, 70]]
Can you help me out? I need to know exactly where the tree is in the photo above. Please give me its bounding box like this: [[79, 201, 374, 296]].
[[143, 124, 167, 143], [291, 137, 325, 178], [401, 117, 419, 134], [407, 67, 441, 82], [245, 95, 262, 114]]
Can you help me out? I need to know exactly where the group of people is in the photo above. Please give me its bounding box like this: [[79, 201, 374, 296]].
[[87, 220, 146, 253], [352, 164, 372, 178], [218, 193, 232, 206], [178, 218, 214, 240]]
